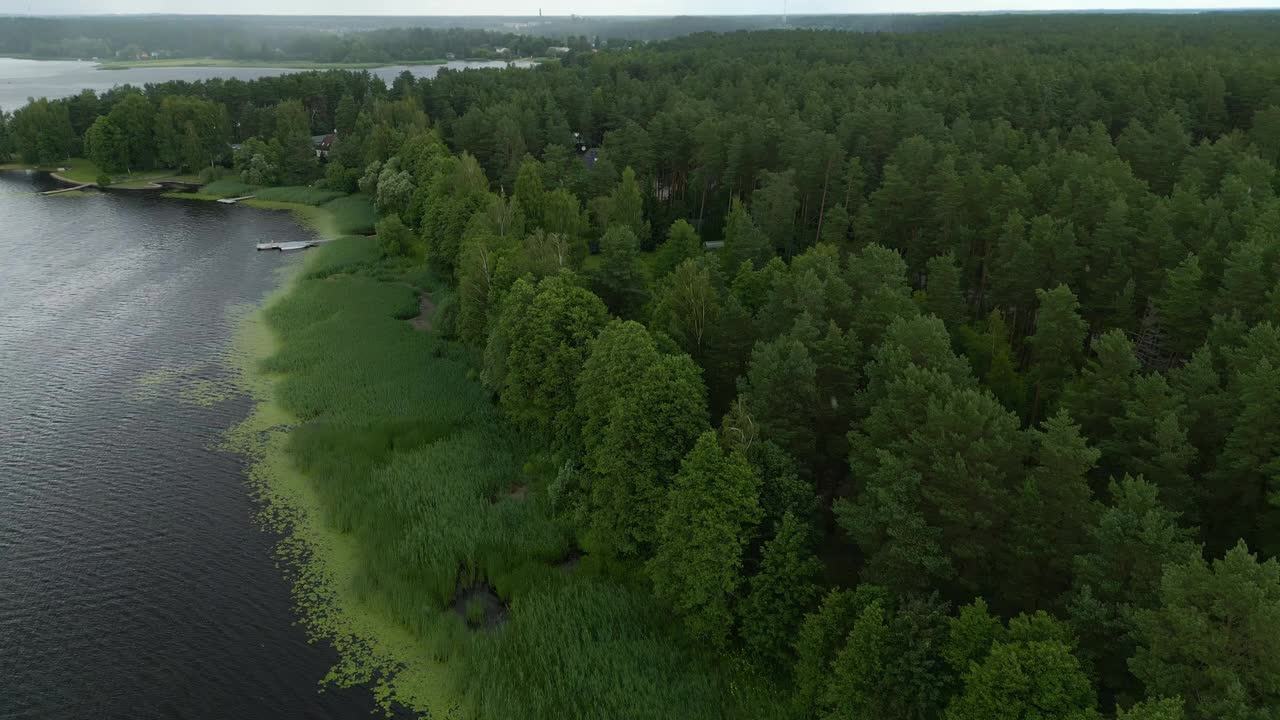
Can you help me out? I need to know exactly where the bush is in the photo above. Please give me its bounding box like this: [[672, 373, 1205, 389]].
[[324, 162, 361, 193], [376, 215, 417, 258], [96, 173, 112, 187]]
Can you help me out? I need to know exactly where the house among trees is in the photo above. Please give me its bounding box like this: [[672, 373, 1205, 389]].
[[311, 131, 336, 159]]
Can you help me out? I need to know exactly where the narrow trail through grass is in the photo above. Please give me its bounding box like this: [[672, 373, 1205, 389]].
[[226, 237, 784, 719]]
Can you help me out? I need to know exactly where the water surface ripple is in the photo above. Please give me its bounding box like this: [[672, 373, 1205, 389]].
[[0, 173, 382, 719]]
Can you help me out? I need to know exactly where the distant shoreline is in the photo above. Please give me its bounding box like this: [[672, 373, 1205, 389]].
[[94, 57, 453, 71], [0, 54, 536, 71]]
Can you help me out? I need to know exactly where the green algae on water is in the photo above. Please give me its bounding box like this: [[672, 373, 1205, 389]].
[[220, 249, 459, 719]]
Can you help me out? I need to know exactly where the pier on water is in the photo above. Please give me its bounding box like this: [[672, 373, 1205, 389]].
[[256, 240, 318, 252], [41, 184, 92, 195]]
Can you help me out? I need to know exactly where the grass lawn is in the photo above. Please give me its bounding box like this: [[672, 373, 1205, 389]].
[[4, 158, 197, 187], [46, 158, 102, 184], [97, 57, 448, 71]]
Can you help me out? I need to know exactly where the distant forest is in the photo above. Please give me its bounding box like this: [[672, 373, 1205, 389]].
[[5, 12, 1280, 720], [0, 16, 569, 61], [0, 12, 1222, 62]]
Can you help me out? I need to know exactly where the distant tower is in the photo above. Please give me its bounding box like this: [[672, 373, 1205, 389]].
[[782, 0, 788, 26], [540, 8, 543, 16]]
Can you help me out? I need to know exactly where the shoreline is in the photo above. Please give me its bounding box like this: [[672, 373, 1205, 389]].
[[0, 54, 537, 72], [92, 57, 496, 71], [161, 190, 375, 239], [210, 191, 451, 714], [20, 172, 779, 719], [223, 258, 455, 717]]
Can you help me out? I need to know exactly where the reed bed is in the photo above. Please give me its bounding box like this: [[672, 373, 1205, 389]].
[[200, 179, 257, 197], [254, 185, 346, 206], [259, 240, 782, 719], [321, 194, 377, 235]]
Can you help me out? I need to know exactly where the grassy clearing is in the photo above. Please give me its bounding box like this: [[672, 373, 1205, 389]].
[[230, 237, 784, 719], [47, 158, 101, 184], [97, 57, 449, 70]]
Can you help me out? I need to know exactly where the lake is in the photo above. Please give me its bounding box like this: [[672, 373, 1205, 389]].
[[0, 173, 393, 719], [0, 57, 528, 112]]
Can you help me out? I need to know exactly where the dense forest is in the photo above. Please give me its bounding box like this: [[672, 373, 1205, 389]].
[[6, 13, 1280, 720], [0, 12, 1185, 63]]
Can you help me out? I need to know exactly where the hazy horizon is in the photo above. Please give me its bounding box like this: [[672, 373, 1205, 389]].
[[8, 1, 1280, 17]]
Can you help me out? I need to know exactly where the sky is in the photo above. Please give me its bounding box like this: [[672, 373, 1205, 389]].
[[8, 0, 1280, 15]]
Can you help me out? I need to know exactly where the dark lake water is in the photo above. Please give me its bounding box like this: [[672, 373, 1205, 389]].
[[0, 172, 384, 719], [0, 57, 529, 112]]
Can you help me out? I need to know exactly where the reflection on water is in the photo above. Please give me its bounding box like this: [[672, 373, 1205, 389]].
[[0, 175, 389, 719]]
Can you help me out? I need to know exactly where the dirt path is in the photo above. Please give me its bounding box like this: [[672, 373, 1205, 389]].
[[410, 292, 436, 331]]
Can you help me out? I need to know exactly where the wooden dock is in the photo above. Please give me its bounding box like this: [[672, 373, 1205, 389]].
[[42, 183, 92, 195], [256, 240, 318, 252], [218, 195, 256, 204]]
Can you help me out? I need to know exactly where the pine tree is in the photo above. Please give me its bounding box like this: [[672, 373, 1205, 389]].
[[514, 155, 546, 228], [1130, 542, 1280, 720], [591, 225, 648, 319], [752, 169, 800, 257], [926, 252, 967, 329], [1156, 254, 1209, 357], [741, 335, 819, 467], [809, 320, 862, 468], [944, 598, 1006, 675], [819, 203, 852, 250], [334, 93, 358, 135], [723, 197, 773, 271], [1006, 410, 1099, 608], [600, 166, 649, 242], [1211, 358, 1280, 555], [653, 219, 703, 280], [1066, 476, 1199, 705], [1027, 284, 1088, 422], [1059, 329, 1140, 478], [1215, 239, 1274, 324], [1116, 380, 1201, 524]]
